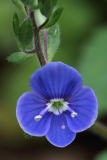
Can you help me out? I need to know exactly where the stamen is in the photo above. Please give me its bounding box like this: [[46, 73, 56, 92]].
[[39, 105, 50, 116], [67, 106, 78, 118], [34, 115, 42, 121], [34, 105, 51, 122], [58, 109, 66, 129]]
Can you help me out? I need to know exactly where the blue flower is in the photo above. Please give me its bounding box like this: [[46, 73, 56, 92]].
[[16, 62, 98, 147]]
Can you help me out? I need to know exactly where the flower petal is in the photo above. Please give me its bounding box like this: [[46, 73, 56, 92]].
[[46, 114, 76, 147], [65, 86, 98, 132], [30, 62, 82, 100], [16, 92, 51, 136]]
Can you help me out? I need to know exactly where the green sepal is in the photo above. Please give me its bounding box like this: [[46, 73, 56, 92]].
[[18, 18, 34, 49], [7, 52, 35, 63], [38, 0, 57, 18], [42, 7, 63, 29], [13, 12, 20, 37], [40, 24, 60, 61], [24, 133, 32, 139], [12, 0, 26, 15]]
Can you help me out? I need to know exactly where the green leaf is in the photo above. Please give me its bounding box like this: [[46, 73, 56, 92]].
[[7, 52, 34, 63], [79, 26, 107, 117], [30, 3, 43, 11], [42, 7, 63, 29], [21, 0, 35, 6], [12, 0, 26, 15], [38, 0, 57, 18], [47, 24, 60, 61], [94, 150, 107, 160], [13, 13, 23, 50], [13, 12, 20, 37], [40, 24, 60, 61], [18, 18, 34, 49]]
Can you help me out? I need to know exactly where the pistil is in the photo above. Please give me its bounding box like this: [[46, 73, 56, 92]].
[[58, 109, 65, 129]]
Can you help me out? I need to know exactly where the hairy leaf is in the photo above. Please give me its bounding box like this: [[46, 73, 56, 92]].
[[42, 7, 63, 29], [12, 0, 26, 15], [21, 0, 35, 6], [13, 12, 20, 37], [18, 18, 34, 49], [40, 24, 60, 61], [7, 52, 34, 63], [38, 0, 57, 18]]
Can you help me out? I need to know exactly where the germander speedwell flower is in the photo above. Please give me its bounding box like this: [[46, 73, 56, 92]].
[[16, 62, 98, 147]]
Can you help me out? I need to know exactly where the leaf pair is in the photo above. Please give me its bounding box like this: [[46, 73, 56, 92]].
[[8, 24, 60, 63], [8, 13, 34, 63]]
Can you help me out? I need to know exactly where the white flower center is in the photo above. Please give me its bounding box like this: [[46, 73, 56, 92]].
[[47, 98, 68, 115]]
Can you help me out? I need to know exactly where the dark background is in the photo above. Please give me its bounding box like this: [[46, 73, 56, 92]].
[[0, 0, 107, 159]]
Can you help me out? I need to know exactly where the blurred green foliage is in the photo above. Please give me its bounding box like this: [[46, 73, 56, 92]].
[[1, 0, 107, 150], [94, 150, 107, 160], [79, 26, 107, 116]]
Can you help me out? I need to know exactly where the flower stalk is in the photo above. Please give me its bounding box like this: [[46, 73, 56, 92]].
[[90, 121, 107, 140]]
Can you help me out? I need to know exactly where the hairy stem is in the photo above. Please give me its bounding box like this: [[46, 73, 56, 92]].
[[90, 121, 107, 139], [43, 29, 48, 61], [29, 11, 47, 66]]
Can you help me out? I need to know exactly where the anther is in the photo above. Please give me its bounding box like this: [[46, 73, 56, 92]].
[[34, 115, 42, 121], [71, 112, 78, 118]]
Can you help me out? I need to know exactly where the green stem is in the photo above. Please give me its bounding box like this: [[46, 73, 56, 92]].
[[90, 121, 107, 139]]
